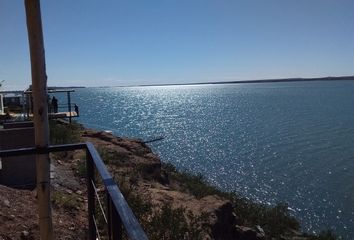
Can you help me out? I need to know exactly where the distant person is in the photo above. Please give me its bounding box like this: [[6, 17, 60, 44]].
[[74, 104, 79, 116], [52, 96, 58, 113], [47, 95, 52, 113], [30, 95, 33, 114], [5, 111, 10, 120]]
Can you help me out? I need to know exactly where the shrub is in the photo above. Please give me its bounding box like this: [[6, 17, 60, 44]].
[[163, 164, 228, 199], [52, 191, 82, 211], [76, 159, 87, 178], [147, 204, 189, 240], [97, 147, 130, 165], [49, 120, 82, 145], [115, 175, 206, 240], [204, 193, 300, 238]]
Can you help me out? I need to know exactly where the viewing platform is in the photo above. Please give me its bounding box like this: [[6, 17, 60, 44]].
[[0, 88, 80, 123]]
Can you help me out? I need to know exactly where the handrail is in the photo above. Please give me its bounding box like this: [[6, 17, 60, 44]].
[[0, 143, 87, 157], [57, 103, 77, 107], [0, 142, 148, 240]]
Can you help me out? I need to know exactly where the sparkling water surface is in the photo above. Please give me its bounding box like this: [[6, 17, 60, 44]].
[[64, 81, 354, 238]]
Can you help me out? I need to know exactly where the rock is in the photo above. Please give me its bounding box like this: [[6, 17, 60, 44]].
[[209, 199, 238, 239], [255, 225, 266, 238], [82, 131, 122, 143], [65, 189, 73, 194], [144, 188, 239, 239], [141, 162, 162, 180], [20, 230, 31, 239], [235, 225, 265, 240], [3, 199, 10, 208], [156, 169, 170, 185]]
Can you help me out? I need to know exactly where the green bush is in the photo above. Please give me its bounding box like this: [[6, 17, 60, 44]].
[[147, 204, 189, 240], [233, 197, 300, 238], [97, 147, 130, 165], [163, 163, 229, 199], [49, 120, 82, 145], [76, 159, 87, 178], [52, 191, 82, 211]]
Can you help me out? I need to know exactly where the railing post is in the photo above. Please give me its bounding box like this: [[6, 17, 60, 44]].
[[86, 149, 96, 240], [106, 192, 112, 240], [106, 194, 123, 240], [112, 204, 123, 240], [67, 91, 72, 123]]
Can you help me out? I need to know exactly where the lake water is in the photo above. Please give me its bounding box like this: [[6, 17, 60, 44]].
[[65, 80, 354, 238]]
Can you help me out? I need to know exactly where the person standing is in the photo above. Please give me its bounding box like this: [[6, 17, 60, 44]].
[[47, 95, 52, 113], [51, 96, 58, 113], [74, 104, 79, 116]]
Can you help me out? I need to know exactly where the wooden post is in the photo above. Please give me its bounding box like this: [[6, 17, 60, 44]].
[[67, 91, 72, 123], [24, 0, 53, 239]]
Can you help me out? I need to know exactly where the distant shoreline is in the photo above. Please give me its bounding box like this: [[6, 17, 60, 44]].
[[132, 76, 354, 87], [87, 75, 354, 89], [8, 76, 353, 91]]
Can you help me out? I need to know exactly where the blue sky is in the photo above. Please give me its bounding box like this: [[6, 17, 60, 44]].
[[1, 0, 354, 90]]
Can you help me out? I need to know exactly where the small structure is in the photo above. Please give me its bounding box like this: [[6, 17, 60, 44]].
[[25, 87, 79, 123], [0, 87, 79, 123], [2, 91, 26, 114], [0, 91, 26, 122], [0, 122, 36, 190], [3, 93, 23, 107]]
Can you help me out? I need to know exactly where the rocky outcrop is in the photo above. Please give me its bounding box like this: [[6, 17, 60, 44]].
[[1, 127, 314, 239], [82, 130, 244, 239], [81, 130, 162, 178], [210, 198, 238, 239]]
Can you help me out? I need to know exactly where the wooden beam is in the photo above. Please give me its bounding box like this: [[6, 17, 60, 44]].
[[24, 0, 53, 239]]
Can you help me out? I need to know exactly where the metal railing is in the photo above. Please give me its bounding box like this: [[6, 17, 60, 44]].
[[50, 103, 79, 120], [0, 142, 148, 240], [56, 103, 78, 111]]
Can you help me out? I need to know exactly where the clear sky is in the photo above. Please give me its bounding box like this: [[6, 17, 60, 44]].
[[1, 0, 354, 90]]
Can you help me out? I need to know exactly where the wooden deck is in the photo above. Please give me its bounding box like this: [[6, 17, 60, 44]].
[[26, 111, 78, 119], [49, 111, 78, 118]]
